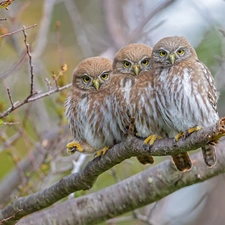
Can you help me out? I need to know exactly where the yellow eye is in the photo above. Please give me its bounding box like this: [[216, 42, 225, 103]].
[[82, 75, 90, 83], [141, 59, 149, 66], [159, 50, 167, 57], [123, 61, 131, 68], [177, 49, 184, 55], [101, 73, 109, 80]]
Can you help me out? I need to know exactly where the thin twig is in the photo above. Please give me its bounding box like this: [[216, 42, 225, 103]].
[[1, 121, 20, 125], [45, 78, 52, 91], [6, 88, 14, 109], [52, 72, 59, 90], [0, 83, 71, 119], [0, 24, 37, 38], [22, 27, 35, 96], [0, 18, 7, 21]]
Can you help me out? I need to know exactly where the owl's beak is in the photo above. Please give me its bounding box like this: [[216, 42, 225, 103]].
[[92, 79, 100, 90], [133, 64, 140, 76], [169, 54, 176, 64]]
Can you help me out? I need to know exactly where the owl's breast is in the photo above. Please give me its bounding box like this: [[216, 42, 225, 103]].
[[155, 66, 219, 136]]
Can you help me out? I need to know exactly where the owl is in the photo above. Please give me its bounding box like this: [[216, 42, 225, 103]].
[[112, 43, 157, 164], [65, 57, 127, 156], [151, 36, 219, 171]]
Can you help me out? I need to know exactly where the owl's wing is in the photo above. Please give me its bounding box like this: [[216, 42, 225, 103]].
[[196, 60, 218, 113], [65, 91, 88, 141]]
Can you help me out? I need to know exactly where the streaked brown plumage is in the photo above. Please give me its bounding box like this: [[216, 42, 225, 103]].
[[111, 43, 157, 164], [152, 36, 219, 171], [65, 57, 127, 155]]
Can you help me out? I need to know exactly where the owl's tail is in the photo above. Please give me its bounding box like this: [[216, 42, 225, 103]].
[[172, 152, 192, 172]]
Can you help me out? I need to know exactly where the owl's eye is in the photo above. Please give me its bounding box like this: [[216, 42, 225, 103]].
[[141, 59, 149, 66], [159, 50, 167, 57], [123, 61, 131, 68], [101, 73, 109, 80], [177, 49, 184, 55], [82, 75, 90, 83]]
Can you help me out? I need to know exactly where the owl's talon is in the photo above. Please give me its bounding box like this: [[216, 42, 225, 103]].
[[174, 126, 201, 142], [187, 125, 201, 135], [174, 132, 184, 142], [66, 141, 83, 154], [144, 135, 162, 146], [96, 146, 109, 157]]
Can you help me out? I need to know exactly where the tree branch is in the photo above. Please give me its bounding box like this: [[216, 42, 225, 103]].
[[0, 24, 37, 38], [0, 118, 225, 224], [16, 139, 225, 225], [0, 84, 71, 119]]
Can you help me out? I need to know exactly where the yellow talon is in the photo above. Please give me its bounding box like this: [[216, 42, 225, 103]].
[[175, 132, 184, 142], [66, 141, 83, 154], [187, 125, 201, 134], [96, 146, 109, 157], [175, 126, 201, 142], [144, 135, 162, 146]]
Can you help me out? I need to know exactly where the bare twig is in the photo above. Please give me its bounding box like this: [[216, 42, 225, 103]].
[[52, 72, 59, 90], [1, 121, 20, 126], [6, 88, 14, 109], [0, 119, 225, 224], [0, 24, 37, 38], [22, 27, 35, 96], [0, 83, 71, 119], [45, 78, 52, 91], [0, 18, 7, 21]]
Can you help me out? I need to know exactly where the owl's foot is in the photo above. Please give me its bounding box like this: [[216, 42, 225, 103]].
[[66, 141, 83, 154], [174, 125, 201, 142], [202, 144, 217, 167], [144, 134, 162, 146], [172, 152, 192, 172], [96, 146, 109, 157], [137, 155, 154, 165]]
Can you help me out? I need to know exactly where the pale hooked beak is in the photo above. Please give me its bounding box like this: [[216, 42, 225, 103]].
[[169, 54, 176, 65], [132, 64, 140, 76], [92, 79, 100, 90]]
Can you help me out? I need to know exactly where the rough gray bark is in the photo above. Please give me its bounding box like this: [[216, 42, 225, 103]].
[[17, 140, 225, 225], [0, 118, 225, 225]]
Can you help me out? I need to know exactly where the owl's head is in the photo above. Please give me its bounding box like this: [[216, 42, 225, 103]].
[[113, 43, 152, 76], [151, 36, 198, 68], [72, 57, 112, 92]]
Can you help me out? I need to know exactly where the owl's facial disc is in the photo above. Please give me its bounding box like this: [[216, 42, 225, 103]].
[[132, 64, 140, 76], [92, 78, 100, 90]]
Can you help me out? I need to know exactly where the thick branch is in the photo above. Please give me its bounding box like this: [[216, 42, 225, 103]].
[[17, 139, 225, 225], [0, 119, 225, 224]]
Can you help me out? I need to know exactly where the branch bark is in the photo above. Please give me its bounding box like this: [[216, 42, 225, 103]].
[[17, 139, 225, 225], [0, 118, 225, 224]]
